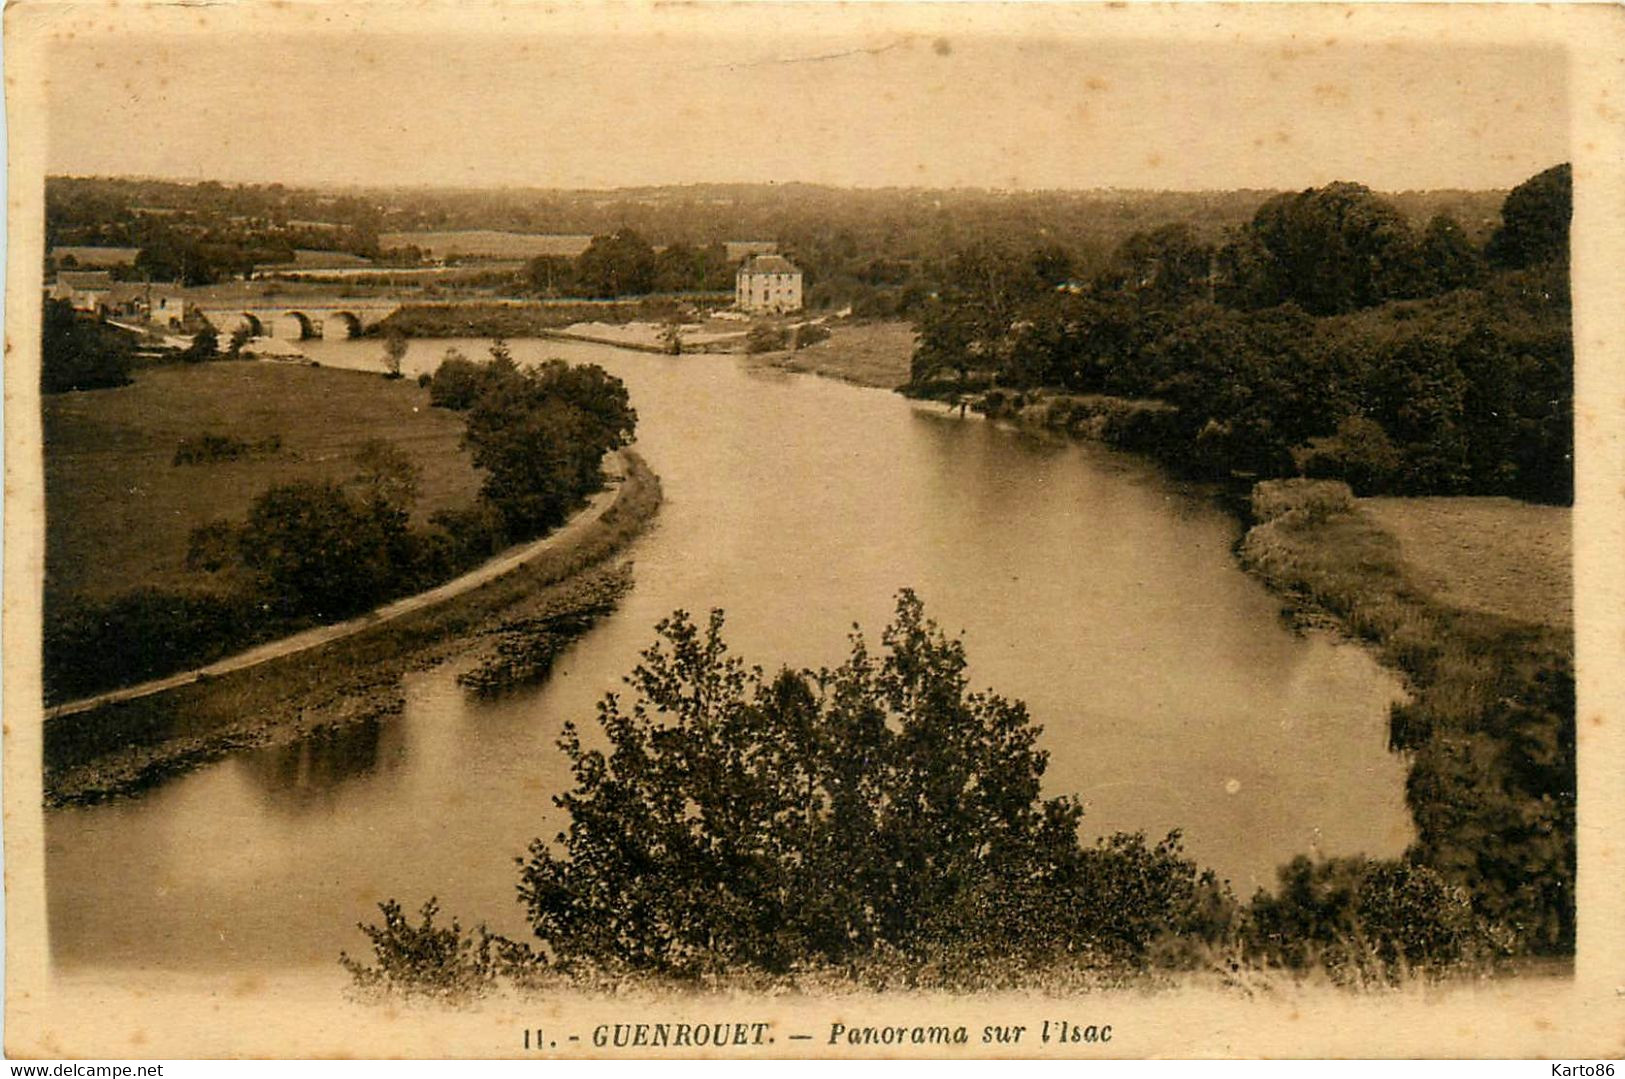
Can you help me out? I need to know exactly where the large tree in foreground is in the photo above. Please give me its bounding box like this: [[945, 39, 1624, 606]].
[[517, 591, 1226, 977]]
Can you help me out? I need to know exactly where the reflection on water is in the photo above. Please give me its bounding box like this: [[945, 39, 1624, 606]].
[[237, 718, 404, 810], [46, 339, 1413, 972]]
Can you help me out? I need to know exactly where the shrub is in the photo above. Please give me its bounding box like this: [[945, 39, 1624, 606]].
[[227, 324, 254, 358], [41, 299, 132, 393], [745, 324, 790, 354], [462, 356, 636, 539], [43, 587, 258, 702], [427, 503, 510, 572], [1244, 856, 1509, 983], [1249, 478, 1355, 525], [180, 329, 220, 364], [340, 899, 504, 1003], [172, 433, 251, 466], [791, 322, 831, 349], [1294, 416, 1404, 495], [238, 481, 403, 619], [427, 348, 486, 410], [381, 329, 408, 379]]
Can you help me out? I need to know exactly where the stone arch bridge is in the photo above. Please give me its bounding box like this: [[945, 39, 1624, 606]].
[[198, 301, 401, 342]]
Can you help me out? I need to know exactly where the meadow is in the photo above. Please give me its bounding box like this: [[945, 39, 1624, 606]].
[[379, 230, 594, 260], [757, 320, 917, 389], [44, 361, 481, 607], [1361, 496, 1571, 629]]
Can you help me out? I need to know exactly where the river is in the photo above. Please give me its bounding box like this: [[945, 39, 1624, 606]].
[[45, 337, 1413, 973]]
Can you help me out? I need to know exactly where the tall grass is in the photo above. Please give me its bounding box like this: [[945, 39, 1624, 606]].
[[1238, 482, 1574, 955]]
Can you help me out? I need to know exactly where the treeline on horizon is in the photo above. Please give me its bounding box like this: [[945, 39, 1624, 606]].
[[44, 174, 1504, 303], [909, 164, 1573, 506]]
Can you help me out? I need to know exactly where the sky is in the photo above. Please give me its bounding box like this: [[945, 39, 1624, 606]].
[[41, 13, 1569, 193]]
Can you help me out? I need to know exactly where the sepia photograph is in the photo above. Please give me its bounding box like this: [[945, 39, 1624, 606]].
[[4, 0, 1623, 1061]]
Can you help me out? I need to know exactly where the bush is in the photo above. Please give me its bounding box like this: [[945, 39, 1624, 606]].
[[791, 323, 831, 350], [427, 503, 511, 572], [426, 348, 488, 410], [238, 480, 404, 619], [173, 433, 251, 466], [180, 329, 219, 364], [1249, 478, 1355, 525], [185, 519, 240, 572], [745, 324, 790, 354], [1245, 856, 1509, 983], [462, 356, 636, 539], [1294, 416, 1404, 495], [381, 329, 408, 379], [41, 299, 132, 393], [340, 899, 505, 1003]]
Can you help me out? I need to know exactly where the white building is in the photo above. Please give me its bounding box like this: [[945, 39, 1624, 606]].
[[736, 254, 803, 313]]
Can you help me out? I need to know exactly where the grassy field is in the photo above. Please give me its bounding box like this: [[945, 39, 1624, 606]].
[[761, 319, 917, 389], [379, 230, 594, 259], [44, 362, 482, 606], [1361, 496, 1571, 630]]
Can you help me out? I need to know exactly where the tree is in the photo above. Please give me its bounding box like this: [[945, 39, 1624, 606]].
[[518, 592, 1226, 977], [41, 298, 133, 393], [1293, 415, 1404, 495], [237, 481, 400, 618], [134, 231, 220, 286], [382, 329, 408, 379], [574, 228, 658, 298], [181, 328, 219, 363], [525, 254, 577, 296], [653, 241, 730, 293], [1239, 182, 1417, 314], [1101, 224, 1214, 306], [1245, 856, 1505, 981], [1487, 163, 1571, 271], [460, 358, 635, 538], [427, 348, 485, 410], [351, 438, 420, 518], [227, 323, 255, 358], [1410, 214, 1485, 296]]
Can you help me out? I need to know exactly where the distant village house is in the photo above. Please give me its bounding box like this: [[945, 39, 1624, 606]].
[[735, 254, 803, 313], [50, 270, 115, 314]]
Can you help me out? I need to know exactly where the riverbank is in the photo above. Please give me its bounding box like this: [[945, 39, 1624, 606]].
[[43, 452, 663, 807], [750, 320, 917, 389], [902, 369, 1575, 954], [1238, 478, 1574, 954], [905, 382, 1184, 458], [372, 298, 727, 338]]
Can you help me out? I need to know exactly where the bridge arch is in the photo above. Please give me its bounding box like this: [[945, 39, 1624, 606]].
[[235, 312, 264, 337], [277, 311, 316, 340], [324, 311, 362, 339]]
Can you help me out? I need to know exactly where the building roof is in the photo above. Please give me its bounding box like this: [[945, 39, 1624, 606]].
[[726, 240, 779, 261], [55, 270, 114, 289], [739, 254, 801, 275]]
